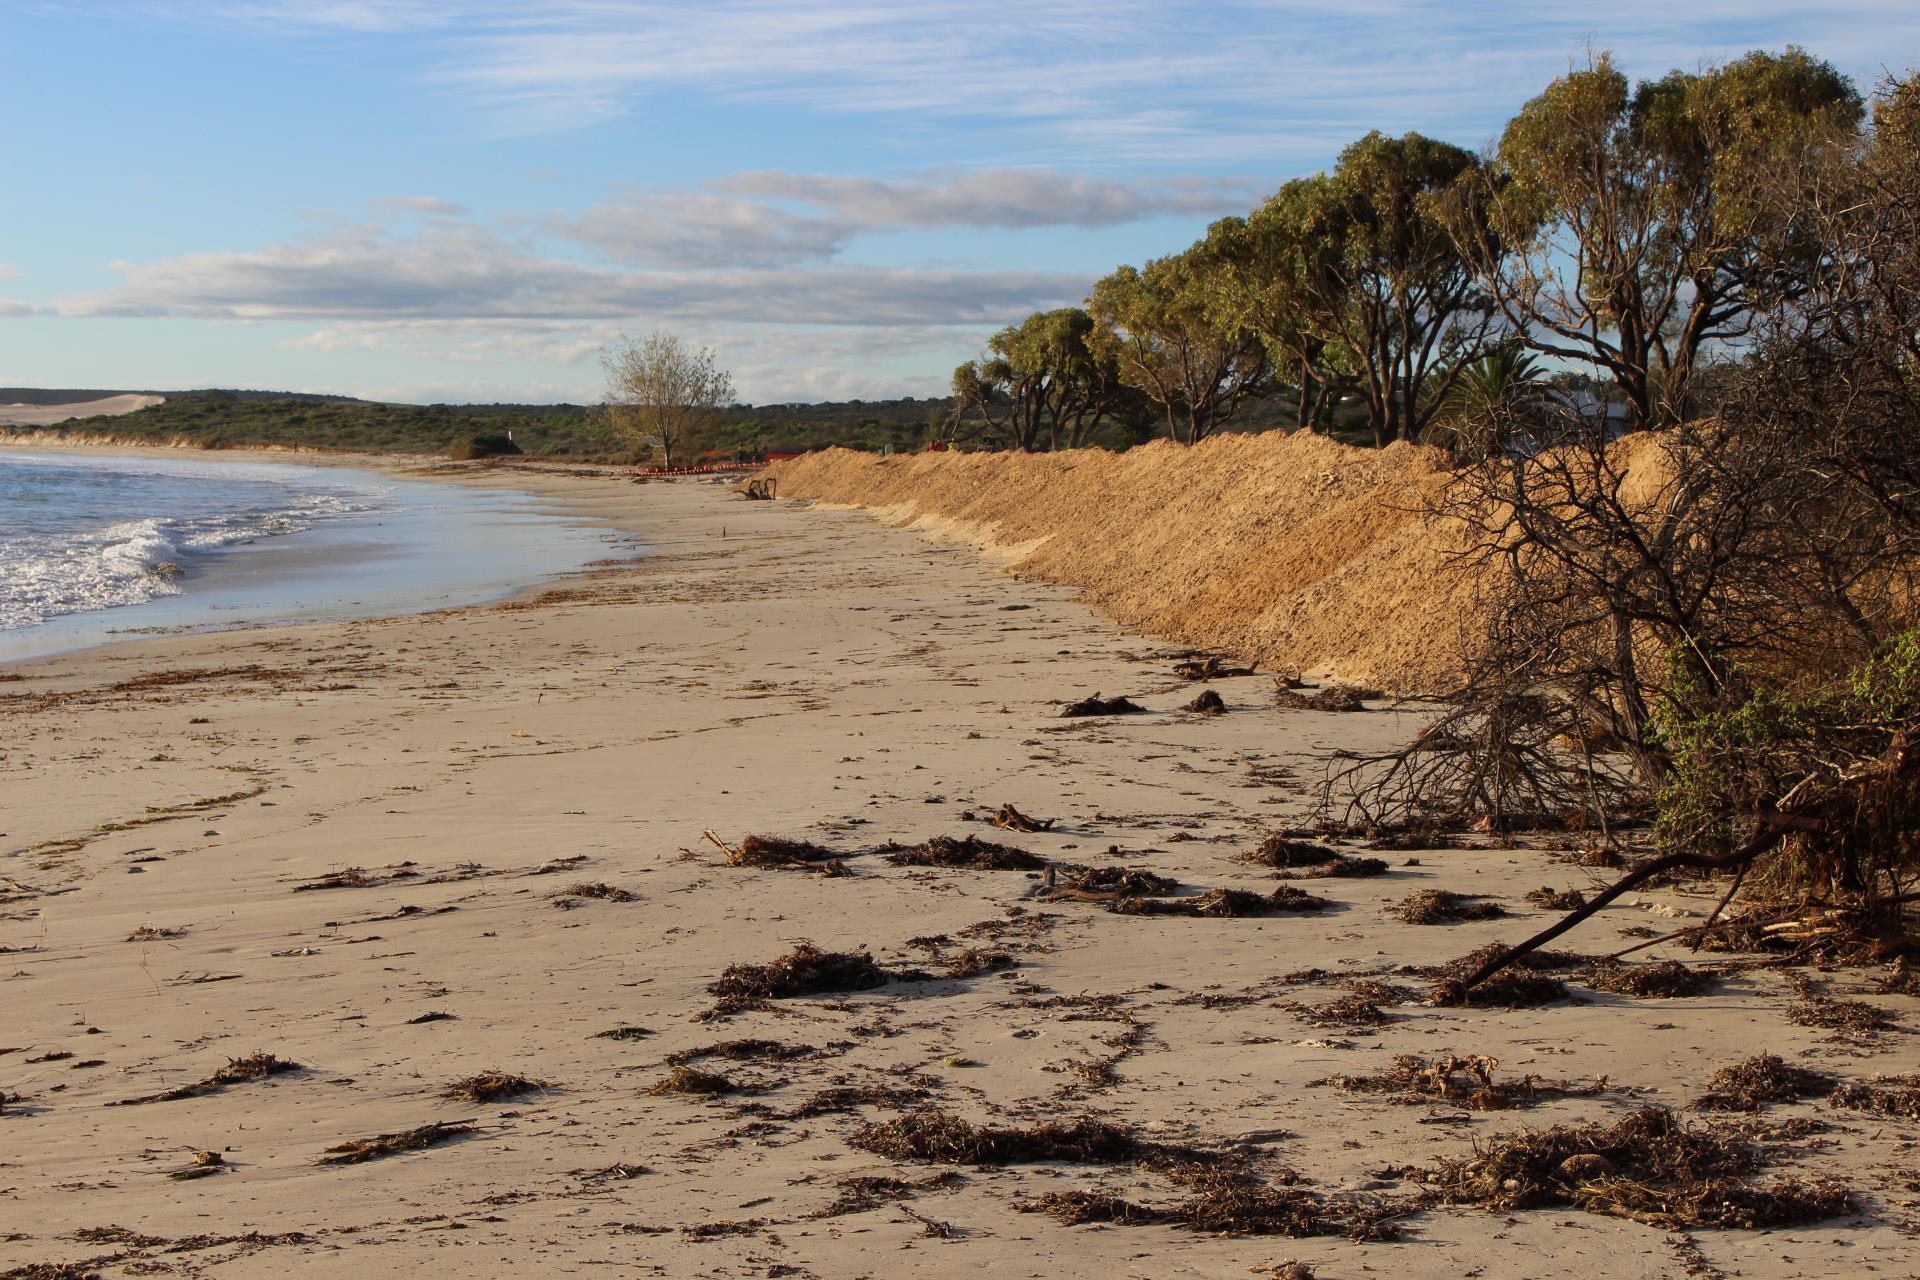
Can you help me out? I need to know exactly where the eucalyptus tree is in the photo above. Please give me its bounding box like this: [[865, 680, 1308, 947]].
[[1451, 48, 1863, 429], [1087, 245, 1271, 445], [952, 307, 1130, 451]]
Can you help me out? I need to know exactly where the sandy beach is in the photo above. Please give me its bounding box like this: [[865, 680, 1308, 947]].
[[2, 464, 1913, 1280]]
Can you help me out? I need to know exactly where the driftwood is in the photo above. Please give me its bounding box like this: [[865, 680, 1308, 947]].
[[1450, 813, 1815, 998]]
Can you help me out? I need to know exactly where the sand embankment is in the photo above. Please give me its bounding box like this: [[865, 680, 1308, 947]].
[[769, 433, 1483, 694], [0, 393, 165, 426]]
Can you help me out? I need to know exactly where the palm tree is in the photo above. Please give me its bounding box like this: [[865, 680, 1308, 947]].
[[1426, 346, 1545, 456]]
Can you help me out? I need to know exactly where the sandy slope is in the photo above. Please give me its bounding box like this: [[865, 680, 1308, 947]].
[[0, 473, 1913, 1279], [0, 395, 165, 426]]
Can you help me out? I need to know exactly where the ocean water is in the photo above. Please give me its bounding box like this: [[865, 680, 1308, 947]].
[[0, 451, 617, 660]]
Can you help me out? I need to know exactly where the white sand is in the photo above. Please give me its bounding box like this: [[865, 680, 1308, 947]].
[[0, 394, 166, 427], [0, 464, 1910, 1278]]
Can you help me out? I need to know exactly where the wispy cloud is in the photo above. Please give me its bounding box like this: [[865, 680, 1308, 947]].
[[172, 1, 1920, 157], [63, 221, 1092, 326]]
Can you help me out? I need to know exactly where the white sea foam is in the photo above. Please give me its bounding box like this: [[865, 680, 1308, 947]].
[[0, 470, 381, 631]]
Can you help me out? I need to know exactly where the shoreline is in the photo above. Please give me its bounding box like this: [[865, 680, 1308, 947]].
[[0, 441, 639, 668], [0, 474, 1908, 1278]]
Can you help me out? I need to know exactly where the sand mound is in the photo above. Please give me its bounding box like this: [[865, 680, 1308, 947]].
[[0, 394, 164, 426], [769, 433, 1483, 693]]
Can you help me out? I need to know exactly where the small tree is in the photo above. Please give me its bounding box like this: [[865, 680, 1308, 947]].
[[601, 331, 735, 469]]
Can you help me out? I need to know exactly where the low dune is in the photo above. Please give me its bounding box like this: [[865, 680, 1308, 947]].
[[0, 392, 164, 426], [769, 433, 1490, 694]]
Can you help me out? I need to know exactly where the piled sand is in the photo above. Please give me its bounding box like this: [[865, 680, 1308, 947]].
[[0, 393, 164, 426], [769, 433, 1485, 694]]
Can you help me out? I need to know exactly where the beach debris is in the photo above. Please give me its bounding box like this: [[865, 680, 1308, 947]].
[[706, 942, 891, 1018], [1694, 1055, 1836, 1112], [1317, 1053, 1606, 1110], [167, 1149, 228, 1180], [990, 803, 1054, 833], [707, 830, 852, 875], [1787, 995, 1893, 1038], [1109, 886, 1332, 917], [1044, 865, 1180, 900], [648, 1065, 743, 1097], [291, 863, 420, 892], [1284, 980, 1414, 1029], [593, 1025, 653, 1041], [1173, 656, 1255, 681], [1184, 689, 1227, 715], [552, 882, 636, 904], [1828, 1079, 1920, 1120], [814, 1171, 966, 1218], [1425, 944, 1587, 1008], [112, 1053, 303, 1106], [852, 1109, 1156, 1166], [884, 835, 1046, 871], [1239, 835, 1341, 869], [668, 1038, 816, 1065], [1525, 886, 1590, 910], [126, 925, 184, 942], [443, 1071, 548, 1104], [318, 1119, 477, 1165], [406, 1010, 457, 1024], [1416, 1106, 1853, 1228], [1586, 960, 1719, 998], [1060, 693, 1145, 717], [1390, 889, 1506, 924], [1274, 684, 1374, 712], [1024, 1173, 1404, 1240], [526, 854, 591, 875]]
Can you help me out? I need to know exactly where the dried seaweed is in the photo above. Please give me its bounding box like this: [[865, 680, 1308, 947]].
[[1419, 1106, 1852, 1229], [1240, 835, 1342, 869], [813, 1171, 965, 1218], [1184, 689, 1227, 715], [1318, 1054, 1604, 1110], [1694, 1055, 1836, 1112], [1052, 866, 1180, 897], [706, 942, 890, 1017], [1787, 996, 1893, 1037], [555, 882, 636, 903], [113, 1053, 302, 1106], [884, 835, 1047, 871], [1061, 693, 1146, 717], [1828, 1080, 1920, 1120], [851, 1109, 1158, 1166], [1275, 684, 1372, 712], [1391, 889, 1506, 924], [443, 1071, 548, 1104], [991, 804, 1054, 833], [648, 1066, 741, 1096], [1524, 886, 1589, 910], [317, 1119, 476, 1165], [1587, 961, 1719, 998], [726, 833, 848, 872], [1109, 886, 1332, 917], [1027, 1173, 1403, 1241], [668, 1039, 815, 1065]]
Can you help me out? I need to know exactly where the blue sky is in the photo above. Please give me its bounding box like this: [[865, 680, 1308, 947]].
[[3, 2, 1917, 404]]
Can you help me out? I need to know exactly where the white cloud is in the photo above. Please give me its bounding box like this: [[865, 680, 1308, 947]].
[[0, 299, 38, 317], [710, 170, 1261, 230], [61, 222, 1092, 326], [369, 195, 469, 218], [553, 193, 852, 268]]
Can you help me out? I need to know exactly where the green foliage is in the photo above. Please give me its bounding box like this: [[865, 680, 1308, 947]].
[[447, 432, 523, 460], [12, 389, 962, 458], [1653, 633, 1920, 860]]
